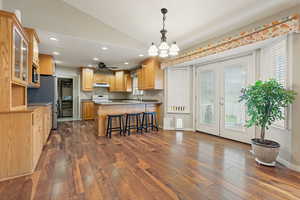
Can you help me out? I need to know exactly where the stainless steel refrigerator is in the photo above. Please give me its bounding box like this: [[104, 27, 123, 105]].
[[28, 75, 58, 129]]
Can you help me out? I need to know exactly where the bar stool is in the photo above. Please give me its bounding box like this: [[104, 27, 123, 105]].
[[124, 113, 143, 136], [142, 112, 159, 132], [106, 114, 124, 138]]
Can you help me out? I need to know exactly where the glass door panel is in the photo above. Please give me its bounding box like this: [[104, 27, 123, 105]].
[[22, 41, 28, 82], [197, 65, 219, 135], [13, 27, 22, 80], [220, 56, 254, 143], [224, 65, 246, 131]]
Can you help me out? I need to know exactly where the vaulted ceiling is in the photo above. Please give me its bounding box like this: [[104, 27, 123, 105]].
[[3, 0, 300, 69]]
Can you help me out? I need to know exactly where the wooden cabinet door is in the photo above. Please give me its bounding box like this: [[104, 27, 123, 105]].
[[32, 109, 43, 168], [94, 73, 109, 83], [137, 67, 146, 90], [115, 71, 125, 91], [82, 102, 94, 120], [108, 74, 116, 91], [39, 54, 55, 75], [125, 73, 132, 92], [81, 68, 94, 91]]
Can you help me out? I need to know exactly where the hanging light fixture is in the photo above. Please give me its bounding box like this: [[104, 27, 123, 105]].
[[148, 8, 180, 58]]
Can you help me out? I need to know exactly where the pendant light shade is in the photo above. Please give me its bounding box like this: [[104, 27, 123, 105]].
[[159, 41, 169, 50], [148, 42, 158, 56]]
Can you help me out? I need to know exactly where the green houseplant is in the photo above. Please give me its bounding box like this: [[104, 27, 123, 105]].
[[239, 79, 296, 166]]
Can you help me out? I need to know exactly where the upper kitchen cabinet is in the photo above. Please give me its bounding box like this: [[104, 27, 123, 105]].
[[0, 10, 29, 112], [81, 67, 94, 91], [137, 58, 163, 90], [39, 54, 55, 75], [110, 71, 132, 92], [24, 28, 40, 87], [94, 73, 109, 84]]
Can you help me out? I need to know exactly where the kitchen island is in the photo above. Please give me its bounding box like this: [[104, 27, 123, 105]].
[[94, 100, 161, 136]]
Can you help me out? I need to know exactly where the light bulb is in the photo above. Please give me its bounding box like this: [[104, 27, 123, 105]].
[[169, 42, 179, 52]]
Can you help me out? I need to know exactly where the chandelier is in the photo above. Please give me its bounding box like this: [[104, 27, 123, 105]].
[[148, 8, 180, 58]]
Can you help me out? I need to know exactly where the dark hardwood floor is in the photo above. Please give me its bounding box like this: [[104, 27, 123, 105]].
[[1, 121, 300, 200]]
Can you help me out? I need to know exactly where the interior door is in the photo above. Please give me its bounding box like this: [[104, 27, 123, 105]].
[[219, 56, 255, 143], [196, 64, 220, 135], [196, 55, 255, 144]]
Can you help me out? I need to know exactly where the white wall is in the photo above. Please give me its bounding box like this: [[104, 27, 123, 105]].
[[0, 0, 3, 9]]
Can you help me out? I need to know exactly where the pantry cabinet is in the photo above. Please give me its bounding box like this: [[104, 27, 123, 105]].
[[81, 67, 94, 91], [137, 58, 163, 90]]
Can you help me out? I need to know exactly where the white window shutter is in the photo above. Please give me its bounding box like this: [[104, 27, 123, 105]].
[[261, 36, 288, 129]]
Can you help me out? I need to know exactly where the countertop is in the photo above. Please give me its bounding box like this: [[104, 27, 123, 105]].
[[28, 102, 53, 106], [94, 100, 161, 105]]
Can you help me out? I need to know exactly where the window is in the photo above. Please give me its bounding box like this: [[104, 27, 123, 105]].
[[261, 36, 289, 129]]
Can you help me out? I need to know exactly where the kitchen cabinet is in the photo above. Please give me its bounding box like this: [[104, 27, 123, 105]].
[[24, 27, 40, 88], [137, 58, 163, 90], [108, 74, 116, 92], [0, 10, 28, 112], [94, 73, 109, 84], [39, 54, 55, 75], [0, 105, 52, 181], [12, 26, 29, 86], [109, 71, 132, 92], [81, 68, 94, 91], [82, 101, 95, 120]]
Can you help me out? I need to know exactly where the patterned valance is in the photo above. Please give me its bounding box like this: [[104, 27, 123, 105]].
[[161, 14, 300, 68]]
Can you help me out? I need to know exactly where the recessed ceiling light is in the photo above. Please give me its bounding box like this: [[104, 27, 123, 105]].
[[124, 62, 129, 65], [139, 54, 144, 57], [93, 58, 99, 61], [49, 37, 58, 41], [53, 51, 60, 55], [101, 47, 108, 50]]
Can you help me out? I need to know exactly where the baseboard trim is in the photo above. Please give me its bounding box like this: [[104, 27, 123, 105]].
[[163, 128, 194, 131], [277, 157, 300, 172]]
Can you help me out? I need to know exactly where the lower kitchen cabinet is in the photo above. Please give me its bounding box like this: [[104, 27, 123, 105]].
[[0, 105, 52, 181], [82, 101, 95, 120]]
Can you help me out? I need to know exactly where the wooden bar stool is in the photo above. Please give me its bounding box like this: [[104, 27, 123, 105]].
[[124, 113, 143, 136], [106, 114, 124, 138], [141, 112, 159, 132]]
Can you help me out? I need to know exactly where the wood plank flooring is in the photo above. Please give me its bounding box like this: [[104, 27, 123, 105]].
[[1, 121, 300, 200]]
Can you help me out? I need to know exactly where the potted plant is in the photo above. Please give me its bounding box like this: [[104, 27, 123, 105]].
[[239, 79, 296, 166]]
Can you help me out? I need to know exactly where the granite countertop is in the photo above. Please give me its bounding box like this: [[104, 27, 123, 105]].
[[94, 100, 161, 105], [28, 102, 53, 106]]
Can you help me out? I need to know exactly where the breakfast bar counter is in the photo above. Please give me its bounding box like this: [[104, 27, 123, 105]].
[[94, 101, 161, 136]]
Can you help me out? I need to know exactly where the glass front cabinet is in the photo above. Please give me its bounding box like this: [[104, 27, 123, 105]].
[[12, 25, 28, 85]]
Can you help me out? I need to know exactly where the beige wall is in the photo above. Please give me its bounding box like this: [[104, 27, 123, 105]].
[[0, 0, 3, 10], [291, 34, 300, 167]]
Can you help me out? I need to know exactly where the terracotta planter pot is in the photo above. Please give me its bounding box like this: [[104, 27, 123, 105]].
[[251, 138, 280, 166]]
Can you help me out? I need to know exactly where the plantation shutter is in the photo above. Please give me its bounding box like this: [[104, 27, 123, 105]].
[[271, 38, 288, 88], [261, 36, 288, 129]]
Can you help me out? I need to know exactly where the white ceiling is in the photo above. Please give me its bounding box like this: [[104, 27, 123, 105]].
[[4, 0, 300, 69], [63, 0, 300, 46]]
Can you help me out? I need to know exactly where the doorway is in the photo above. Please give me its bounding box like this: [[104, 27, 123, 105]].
[[57, 78, 73, 120], [196, 55, 255, 143]]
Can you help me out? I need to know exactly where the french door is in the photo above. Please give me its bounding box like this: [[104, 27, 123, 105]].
[[196, 55, 255, 143]]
